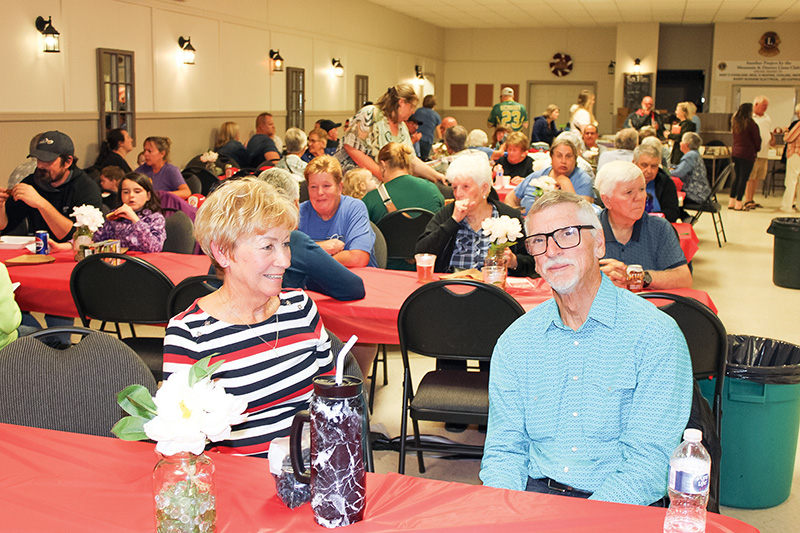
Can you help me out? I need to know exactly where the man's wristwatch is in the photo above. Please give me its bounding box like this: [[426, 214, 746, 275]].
[[643, 271, 652, 288]]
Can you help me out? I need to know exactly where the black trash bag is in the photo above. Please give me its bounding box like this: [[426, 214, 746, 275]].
[[767, 217, 800, 239], [686, 379, 721, 514], [726, 335, 800, 385]]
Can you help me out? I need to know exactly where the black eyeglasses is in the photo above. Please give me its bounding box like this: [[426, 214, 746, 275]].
[[524, 225, 595, 256]]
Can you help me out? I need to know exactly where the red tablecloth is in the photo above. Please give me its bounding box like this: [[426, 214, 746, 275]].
[[310, 268, 717, 345], [0, 423, 756, 533], [672, 222, 700, 262], [0, 250, 211, 317]]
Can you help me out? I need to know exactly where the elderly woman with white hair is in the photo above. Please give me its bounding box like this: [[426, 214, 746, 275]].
[[416, 153, 536, 276], [670, 131, 711, 204], [596, 160, 692, 290], [275, 127, 308, 179]]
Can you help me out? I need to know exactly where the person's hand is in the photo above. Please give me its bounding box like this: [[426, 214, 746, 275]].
[[503, 248, 518, 270], [107, 204, 139, 223], [0, 188, 10, 208], [510, 176, 523, 186], [318, 239, 345, 256], [10, 184, 45, 209], [47, 238, 73, 252], [599, 258, 628, 288], [452, 198, 472, 222], [411, 131, 422, 144]]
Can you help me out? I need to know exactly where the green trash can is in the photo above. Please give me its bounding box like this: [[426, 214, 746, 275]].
[[767, 217, 800, 289], [699, 335, 800, 508]]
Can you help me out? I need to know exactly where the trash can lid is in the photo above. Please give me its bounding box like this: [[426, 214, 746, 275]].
[[767, 217, 800, 237]]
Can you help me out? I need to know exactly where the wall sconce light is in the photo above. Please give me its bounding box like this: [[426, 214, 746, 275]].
[[269, 49, 284, 72], [178, 36, 195, 65], [607, 61, 615, 75], [415, 65, 425, 86], [35, 16, 60, 53], [633, 58, 641, 74], [332, 58, 344, 77]]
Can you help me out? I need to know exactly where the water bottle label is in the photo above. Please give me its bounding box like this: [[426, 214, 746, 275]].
[[669, 469, 709, 494]]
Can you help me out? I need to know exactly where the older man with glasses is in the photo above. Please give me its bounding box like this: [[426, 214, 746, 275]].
[[480, 189, 692, 507]]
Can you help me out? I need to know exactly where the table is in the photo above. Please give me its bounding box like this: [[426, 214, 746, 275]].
[[0, 423, 757, 532], [0, 250, 211, 318], [673, 221, 700, 262], [310, 268, 717, 345]]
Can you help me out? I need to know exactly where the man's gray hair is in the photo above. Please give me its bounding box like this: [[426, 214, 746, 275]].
[[284, 127, 307, 154], [595, 160, 645, 197], [445, 153, 492, 189], [525, 190, 601, 236], [614, 128, 639, 150], [633, 143, 662, 163], [467, 128, 489, 148], [681, 131, 702, 151], [257, 167, 300, 201], [445, 125, 468, 152], [754, 95, 769, 106]]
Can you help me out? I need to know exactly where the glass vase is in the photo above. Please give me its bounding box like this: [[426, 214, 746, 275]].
[[72, 225, 93, 261], [482, 248, 508, 291], [153, 452, 217, 533]]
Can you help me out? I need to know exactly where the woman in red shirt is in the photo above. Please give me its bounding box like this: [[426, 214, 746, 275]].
[[728, 104, 761, 211]]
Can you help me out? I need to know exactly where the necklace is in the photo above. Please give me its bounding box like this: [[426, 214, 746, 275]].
[[223, 294, 281, 352]]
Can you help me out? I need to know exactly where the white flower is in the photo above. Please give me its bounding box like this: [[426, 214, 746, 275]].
[[142, 367, 248, 455], [529, 176, 558, 191], [482, 215, 523, 245], [70, 205, 105, 232], [200, 151, 218, 163]]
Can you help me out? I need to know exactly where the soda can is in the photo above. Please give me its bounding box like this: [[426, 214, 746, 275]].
[[626, 264, 644, 293], [35, 231, 49, 255]]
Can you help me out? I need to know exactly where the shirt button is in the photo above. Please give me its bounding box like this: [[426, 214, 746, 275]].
[[563, 467, 569, 473], [572, 447, 578, 452], [572, 376, 579, 381], [572, 412, 578, 417], [574, 341, 579, 346]]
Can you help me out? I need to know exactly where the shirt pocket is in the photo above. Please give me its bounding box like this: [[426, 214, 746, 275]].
[[582, 371, 636, 441]]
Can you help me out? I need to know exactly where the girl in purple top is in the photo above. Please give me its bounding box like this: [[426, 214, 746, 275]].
[[93, 172, 166, 253], [135, 136, 191, 200]]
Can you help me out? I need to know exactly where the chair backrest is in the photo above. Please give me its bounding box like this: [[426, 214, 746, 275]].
[[370, 222, 387, 269], [0, 326, 157, 437], [183, 172, 202, 195], [708, 163, 734, 200], [182, 166, 220, 196], [162, 210, 196, 254], [71, 253, 176, 325], [376, 208, 435, 262], [167, 275, 220, 318], [398, 280, 525, 362], [639, 292, 727, 434]]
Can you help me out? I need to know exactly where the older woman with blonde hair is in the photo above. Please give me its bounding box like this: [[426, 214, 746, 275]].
[[162, 177, 334, 457], [334, 83, 444, 185], [667, 102, 697, 165], [214, 121, 247, 167], [496, 131, 534, 183], [570, 90, 597, 133], [299, 155, 377, 267]]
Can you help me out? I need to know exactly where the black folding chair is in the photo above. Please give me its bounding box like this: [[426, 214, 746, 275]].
[[167, 275, 220, 318], [376, 208, 435, 267], [682, 163, 733, 247], [397, 280, 525, 474]]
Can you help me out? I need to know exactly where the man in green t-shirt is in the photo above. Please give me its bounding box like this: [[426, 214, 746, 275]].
[[487, 87, 529, 132]]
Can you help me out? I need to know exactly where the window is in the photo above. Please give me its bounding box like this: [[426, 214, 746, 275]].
[[286, 67, 305, 130], [97, 48, 135, 144], [355, 75, 369, 112]]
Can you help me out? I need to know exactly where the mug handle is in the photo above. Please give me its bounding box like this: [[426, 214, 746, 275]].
[[290, 410, 312, 483]]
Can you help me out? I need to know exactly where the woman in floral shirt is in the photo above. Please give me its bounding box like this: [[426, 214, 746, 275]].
[[93, 172, 166, 253], [335, 83, 444, 184]]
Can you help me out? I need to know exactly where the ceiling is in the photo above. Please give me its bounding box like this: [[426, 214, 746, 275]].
[[364, 0, 800, 28]]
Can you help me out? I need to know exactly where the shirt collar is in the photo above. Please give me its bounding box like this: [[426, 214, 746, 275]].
[[600, 208, 644, 243], [545, 273, 617, 332]]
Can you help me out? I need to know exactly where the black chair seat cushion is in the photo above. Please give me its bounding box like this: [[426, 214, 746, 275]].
[[122, 337, 165, 382], [410, 370, 489, 424]]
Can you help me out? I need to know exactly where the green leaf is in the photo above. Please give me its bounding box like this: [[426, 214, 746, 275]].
[[117, 384, 157, 418], [111, 415, 149, 441], [188, 354, 224, 386]]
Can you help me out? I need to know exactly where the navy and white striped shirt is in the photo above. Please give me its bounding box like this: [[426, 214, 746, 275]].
[[163, 289, 333, 458]]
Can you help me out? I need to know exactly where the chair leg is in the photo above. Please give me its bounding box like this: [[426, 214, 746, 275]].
[[718, 212, 727, 244], [115, 322, 123, 338], [368, 355, 378, 414], [398, 374, 410, 475], [381, 344, 388, 385], [412, 417, 425, 474], [361, 392, 374, 474]]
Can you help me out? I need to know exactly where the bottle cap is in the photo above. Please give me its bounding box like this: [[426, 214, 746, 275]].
[[683, 428, 702, 442]]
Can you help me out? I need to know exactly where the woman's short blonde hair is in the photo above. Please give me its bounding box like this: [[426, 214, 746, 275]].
[[304, 155, 343, 184], [377, 142, 413, 171], [505, 131, 529, 151], [195, 177, 298, 275], [343, 169, 372, 200]]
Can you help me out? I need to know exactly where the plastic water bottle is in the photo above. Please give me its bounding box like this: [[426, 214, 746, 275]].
[[663, 428, 711, 533], [493, 164, 504, 187]]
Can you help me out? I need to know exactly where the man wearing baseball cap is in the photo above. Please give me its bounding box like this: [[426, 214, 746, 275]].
[[0, 131, 101, 242], [318, 119, 341, 154], [487, 87, 529, 133]]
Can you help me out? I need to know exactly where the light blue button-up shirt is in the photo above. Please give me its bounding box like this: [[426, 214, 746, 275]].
[[480, 275, 693, 505]]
